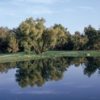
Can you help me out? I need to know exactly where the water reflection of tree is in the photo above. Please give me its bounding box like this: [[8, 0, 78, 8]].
[[0, 62, 16, 73], [84, 57, 100, 77], [0, 57, 100, 87], [68, 57, 87, 67], [15, 58, 70, 88]]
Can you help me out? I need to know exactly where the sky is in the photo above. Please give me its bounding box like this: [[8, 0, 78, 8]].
[[0, 0, 100, 33]]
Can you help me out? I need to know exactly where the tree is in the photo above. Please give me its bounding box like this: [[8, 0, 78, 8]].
[[7, 31, 19, 53], [84, 25, 100, 50], [71, 31, 88, 50], [41, 24, 68, 51], [15, 17, 45, 53], [93, 29, 100, 50], [16, 18, 68, 54], [0, 27, 10, 53]]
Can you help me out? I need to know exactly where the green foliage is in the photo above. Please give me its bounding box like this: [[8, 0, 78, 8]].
[[71, 31, 88, 50], [84, 25, 100, 50], [16, 17, 46, 54], [0, 27, 10, 53], [0, 18, 100, 54], [7, 32, 19, 53], [16, 18, 68, 54], [41, 24, 68, 51]]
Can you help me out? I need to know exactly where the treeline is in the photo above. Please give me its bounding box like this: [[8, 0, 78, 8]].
[[0, 17, 100, 54]]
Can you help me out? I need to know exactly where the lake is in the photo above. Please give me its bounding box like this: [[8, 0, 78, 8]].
[[0, 57, 100, 100]]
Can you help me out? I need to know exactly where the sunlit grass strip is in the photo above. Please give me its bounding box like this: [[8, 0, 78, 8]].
[[0, 51, 100, 63]]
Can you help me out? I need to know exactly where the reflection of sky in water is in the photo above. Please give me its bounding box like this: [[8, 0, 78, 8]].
[[0, 64, 100, 100]]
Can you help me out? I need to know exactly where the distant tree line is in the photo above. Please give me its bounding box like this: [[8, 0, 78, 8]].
[[0, 17, 100, 54]]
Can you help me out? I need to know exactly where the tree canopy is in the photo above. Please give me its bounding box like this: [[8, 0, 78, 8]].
[[0, 17, 100, 54]]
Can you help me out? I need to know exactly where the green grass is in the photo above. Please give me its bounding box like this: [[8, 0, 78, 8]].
[[0, 51, 100, 63]]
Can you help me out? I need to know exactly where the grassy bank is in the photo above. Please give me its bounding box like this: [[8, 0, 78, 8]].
[[0, 51, 100, 63]]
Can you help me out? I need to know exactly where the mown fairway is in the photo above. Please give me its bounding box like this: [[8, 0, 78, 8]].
[[0, 51, 100, 63]]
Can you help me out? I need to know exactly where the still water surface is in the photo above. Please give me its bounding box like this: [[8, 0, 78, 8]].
[[0, 57, 100, 100]]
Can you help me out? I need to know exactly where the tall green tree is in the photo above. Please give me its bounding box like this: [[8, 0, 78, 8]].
[[84, 25, 100, 50], [7, 31, 19, 53], [16, 18, 67, 54], [71, 31, 88, 50], [42, 24, 68, 51], [16, 17, 45, 53]]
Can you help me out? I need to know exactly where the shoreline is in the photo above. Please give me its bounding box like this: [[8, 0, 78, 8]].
[[0, 51, 100, 63]]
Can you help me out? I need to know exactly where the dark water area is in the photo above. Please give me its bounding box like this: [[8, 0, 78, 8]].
[[0, 57, 100, 100]]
